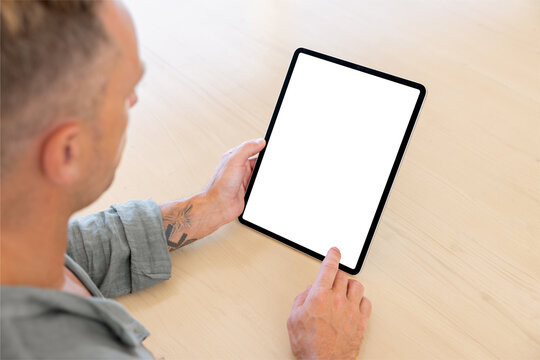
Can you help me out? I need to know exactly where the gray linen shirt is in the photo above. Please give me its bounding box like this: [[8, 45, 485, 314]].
[[1, 199, 171, 359]]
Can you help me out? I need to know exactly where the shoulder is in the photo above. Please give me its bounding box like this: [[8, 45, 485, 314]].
[[1, 287, 154, 359], [2, 310, 154, 359]]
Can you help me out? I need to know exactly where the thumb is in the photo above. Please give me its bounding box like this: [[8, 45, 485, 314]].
[[231, 138, 266, 163], [292, 285, 312, 309]]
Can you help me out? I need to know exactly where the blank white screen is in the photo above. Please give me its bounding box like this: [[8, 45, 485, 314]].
[[243, 53, 420, 269]]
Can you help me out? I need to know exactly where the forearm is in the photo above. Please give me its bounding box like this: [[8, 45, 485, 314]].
[[159, 192, 227, 251], [68, 199, 172, 297]]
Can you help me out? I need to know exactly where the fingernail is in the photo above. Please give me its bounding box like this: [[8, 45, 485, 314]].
[[257, 138, 265, 144]]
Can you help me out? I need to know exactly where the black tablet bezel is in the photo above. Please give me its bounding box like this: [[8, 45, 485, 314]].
[[239, 47, 426, 275]]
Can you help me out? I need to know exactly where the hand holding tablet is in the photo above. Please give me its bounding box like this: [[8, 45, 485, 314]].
[[240, 48, 426, 274]]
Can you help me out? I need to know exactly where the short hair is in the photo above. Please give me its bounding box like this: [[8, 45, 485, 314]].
[[1, 0, 112, 175]]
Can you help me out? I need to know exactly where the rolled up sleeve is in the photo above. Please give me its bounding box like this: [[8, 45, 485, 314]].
[[67, 199, 171, 298]]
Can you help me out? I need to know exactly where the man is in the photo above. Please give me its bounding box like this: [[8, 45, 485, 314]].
[[0, 0, 372, 359]]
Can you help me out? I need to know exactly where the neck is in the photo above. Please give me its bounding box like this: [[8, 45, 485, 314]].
[[1, 192, 72, 289]]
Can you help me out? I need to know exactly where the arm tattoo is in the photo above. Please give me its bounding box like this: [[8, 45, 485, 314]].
[[162, 203, 198, 250]]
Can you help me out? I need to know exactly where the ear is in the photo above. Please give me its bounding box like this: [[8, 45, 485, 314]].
[[41, 122, 84, 185]]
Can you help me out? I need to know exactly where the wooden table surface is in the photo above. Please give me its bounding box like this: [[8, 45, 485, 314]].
[[76, 0, 540, 358]]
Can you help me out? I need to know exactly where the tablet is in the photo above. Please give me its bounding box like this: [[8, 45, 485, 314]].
[[239, 48, 426, 274]]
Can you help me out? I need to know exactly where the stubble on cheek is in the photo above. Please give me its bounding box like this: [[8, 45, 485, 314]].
[[114, 129, 127, 168]]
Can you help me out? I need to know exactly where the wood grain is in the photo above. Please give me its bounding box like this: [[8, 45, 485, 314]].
[[76, 0, 540, 358]]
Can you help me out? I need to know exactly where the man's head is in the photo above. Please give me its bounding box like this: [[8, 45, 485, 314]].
[[1, 0, 144, 213]]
